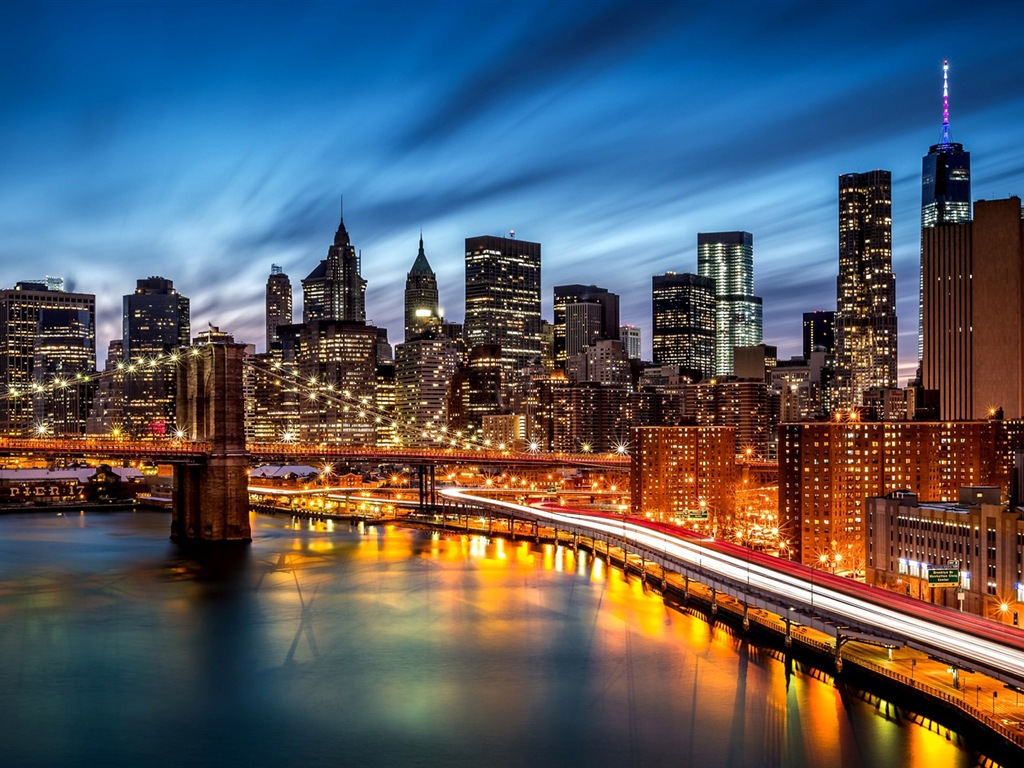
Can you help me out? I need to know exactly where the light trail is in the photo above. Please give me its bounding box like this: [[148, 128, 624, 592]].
[[442, 487, 1024, 687]]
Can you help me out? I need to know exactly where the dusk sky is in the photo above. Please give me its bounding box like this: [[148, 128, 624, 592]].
[[3, 1, 1024, 383]]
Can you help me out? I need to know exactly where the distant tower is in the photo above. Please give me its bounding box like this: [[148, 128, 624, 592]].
[[265, 264, 292, 350], [552, 285, 620, 369], [835, 171, 897, 408], [919, 60, 972, 360], [620, 324, 641, 360], [697, 232, 762, 376], [404, 234, 440, 342], [651, 272, 716, 380], [302, 205, 367, 323], [802, 311, 835, 358]]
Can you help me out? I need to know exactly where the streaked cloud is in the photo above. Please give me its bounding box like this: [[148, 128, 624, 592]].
[[2, 0, 1023, 381]]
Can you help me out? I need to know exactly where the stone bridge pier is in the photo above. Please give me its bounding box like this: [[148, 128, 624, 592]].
[[171, 343, 251, 543]]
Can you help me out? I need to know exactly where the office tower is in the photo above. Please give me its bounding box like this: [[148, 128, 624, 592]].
[[302, 210, 367, 323], [552, 285, 619, 368], [923, 197, 1024, 419], [404, 235, 440, 342], [834, 171, 897, 409], [295, 320, 378, 445], [565, 302, 603, 358], [122, 276, 190, 436], [33, 307, 97, 434], [651, 272, 715, 380], [395, 337, 461, 444], [465, 234, 542, 388], [697, 232, 762, 376], [620, 324, 641, 360], [0, 280, 96, 436], [802, 311, 835, 358], [919, 60, 972, 360], [265, 265, 292, 351]]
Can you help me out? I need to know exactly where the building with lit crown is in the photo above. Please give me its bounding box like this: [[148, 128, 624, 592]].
[[404, 235, 440, 342], [919, 60, 972, 361]]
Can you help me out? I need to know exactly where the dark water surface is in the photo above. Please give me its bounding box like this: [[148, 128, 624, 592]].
[[0, 510, 974, 767]]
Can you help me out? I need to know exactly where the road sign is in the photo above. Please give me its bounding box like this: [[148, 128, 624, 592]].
[[685, 509, 709, 520], [928, 566, 960, 587]]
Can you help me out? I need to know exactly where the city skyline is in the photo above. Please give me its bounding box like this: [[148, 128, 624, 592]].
[[4, 2, 1024, 383]]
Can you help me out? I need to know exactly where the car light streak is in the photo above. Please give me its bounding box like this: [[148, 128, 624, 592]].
[[443, 488, 1024, 684]]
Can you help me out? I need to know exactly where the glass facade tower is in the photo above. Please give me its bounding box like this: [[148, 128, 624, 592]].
[[697, 231, 762, 376]]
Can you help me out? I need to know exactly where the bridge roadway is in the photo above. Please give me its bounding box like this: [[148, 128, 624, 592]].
[[442, 487, 1024, 691], [0, 437, 629, 469]]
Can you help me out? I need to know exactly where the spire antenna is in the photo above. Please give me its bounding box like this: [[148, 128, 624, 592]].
[[941, 60, 951, 145]]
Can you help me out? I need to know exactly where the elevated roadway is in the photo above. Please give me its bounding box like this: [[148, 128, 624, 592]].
[[443, 487, 1024, 690]]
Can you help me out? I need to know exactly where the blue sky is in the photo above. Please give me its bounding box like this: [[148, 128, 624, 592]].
[[3, 0, 1024, 383]]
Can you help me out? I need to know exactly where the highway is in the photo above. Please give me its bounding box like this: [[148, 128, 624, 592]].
[[441, 487, 1024, 690]]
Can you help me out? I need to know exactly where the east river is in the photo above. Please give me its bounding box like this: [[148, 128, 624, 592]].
[[0, 510, 982, 767]]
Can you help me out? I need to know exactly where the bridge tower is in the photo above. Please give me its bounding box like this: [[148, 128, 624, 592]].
[[171, 342, 251, 542]]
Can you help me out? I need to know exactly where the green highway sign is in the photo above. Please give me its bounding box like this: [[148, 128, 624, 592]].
[[685, 509, 709, 520], [927, 566, 960, 587]]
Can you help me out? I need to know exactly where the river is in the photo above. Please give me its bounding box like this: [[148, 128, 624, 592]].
[[0, 510, 979, 767]]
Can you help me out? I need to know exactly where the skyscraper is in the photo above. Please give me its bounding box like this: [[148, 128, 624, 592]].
[[651, 272, 716, 380], [265, 264, 292, 351], [395, 337, 460, 444], [552, 284, 619, 368], [404, 235, 440, 342], [465, 234, 541, 392], [921, 62, 971, 229], [923, 197, 1024, 419], [834, 171, 897, 409], [620, 324, 641, 360], [919, 60, 972, 360], [697, 232, 762, 376], [302, 210, 366, 324], [122, 276, 190, 436], [0, 280, 96, 435]]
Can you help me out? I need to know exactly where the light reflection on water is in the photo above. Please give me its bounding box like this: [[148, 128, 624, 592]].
[[0, 510, 975, 768]]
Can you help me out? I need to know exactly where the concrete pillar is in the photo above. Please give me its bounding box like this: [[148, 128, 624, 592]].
[[171, 343, 251, 543]]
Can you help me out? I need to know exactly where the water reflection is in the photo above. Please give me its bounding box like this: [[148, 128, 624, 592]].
[[0, 511, 977, 768]]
